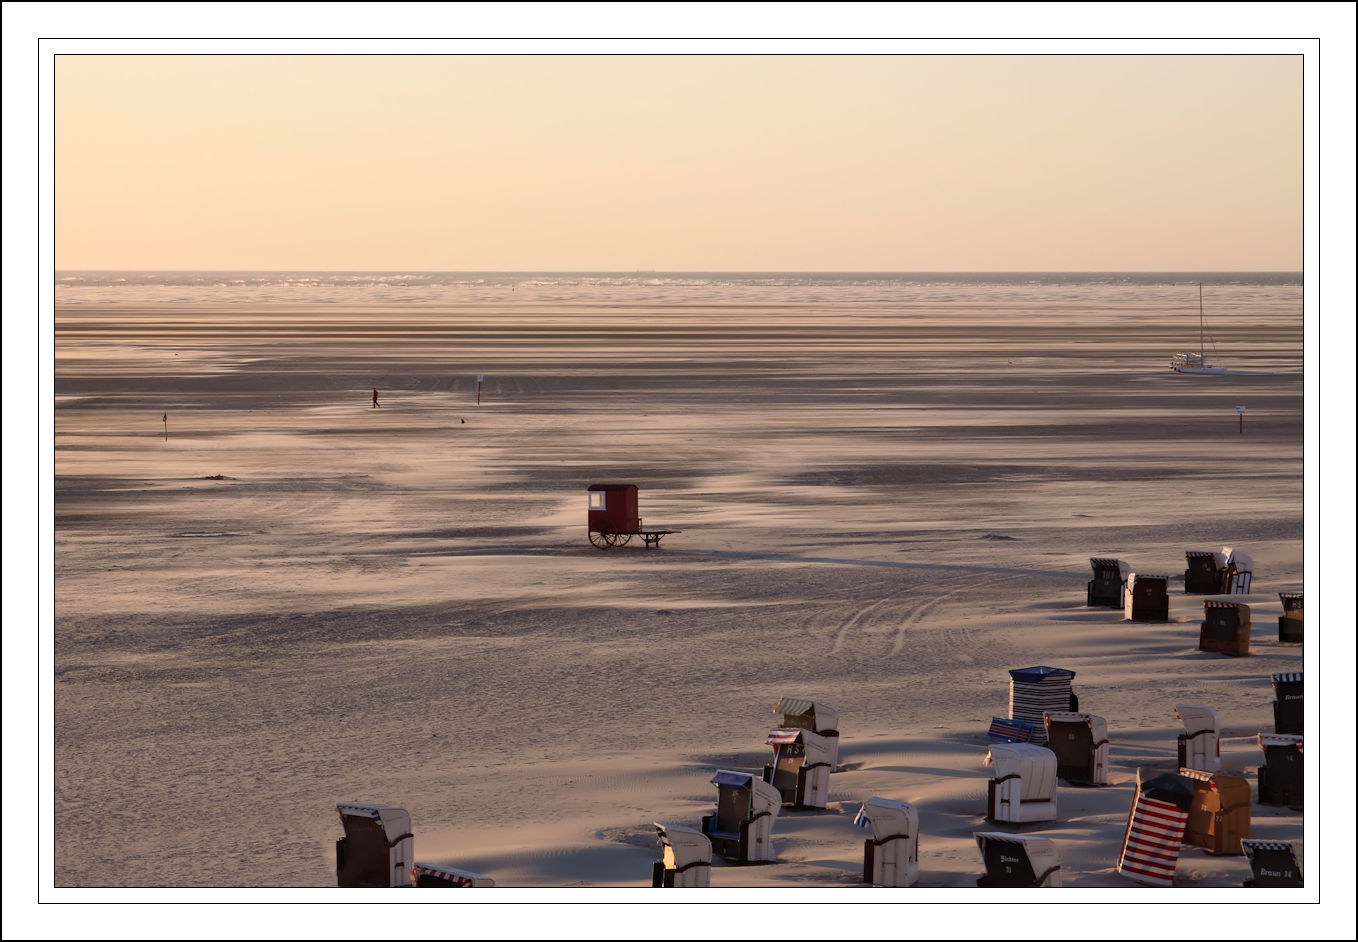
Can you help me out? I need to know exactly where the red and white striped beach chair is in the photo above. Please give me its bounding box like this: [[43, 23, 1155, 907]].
[[1117, 771, 1194, 886]]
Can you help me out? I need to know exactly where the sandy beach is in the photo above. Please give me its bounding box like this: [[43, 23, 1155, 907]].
[[44, 282, 1340, 934]]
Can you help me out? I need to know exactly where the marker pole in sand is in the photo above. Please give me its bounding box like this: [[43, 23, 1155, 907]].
[[477, 374, 483, 406], [163, 412, 168, 442], [1236, 405, 1246, 434]]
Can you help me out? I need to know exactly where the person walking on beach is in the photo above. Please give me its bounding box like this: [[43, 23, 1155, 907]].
[[372, 388, 380, 408]]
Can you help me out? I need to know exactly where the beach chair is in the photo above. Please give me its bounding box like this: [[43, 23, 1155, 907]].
[[984, 742, 1059, 825], [1256, 733, 1303, 809], [651, 823, 711, 887], [1277, 591, 1303, 643], [771, 697, 840, 769], [1178, 768, 1251, 855], [1199, 599, 1251, 656], [855, 798, 919, 887], [1007, 666, 1076, 745], [1117, 770, 1194, 886], [974, 832, 1061, 887], [1271, 672, 1303, 735], [1220, 549, 1253, 593], [335, 803, 415, 888], [1175, 704, 1222, 773], [1123, 572, 1170, 622], [1044, 712, 1109, 786], [1184, 549, 1226, 594], [987, 716, 1037, 744], [411, 862, 495, 887], [1241, 840, 1304, 887], [762, 727, 834, 809], [700, 770, 781, 864], [1086, 557, 1129, 608]]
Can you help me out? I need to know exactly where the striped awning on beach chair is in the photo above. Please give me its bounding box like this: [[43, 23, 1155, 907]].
[[766, 728, 802, 745], [774, 697, 814, 716], [988, 716, 1037, 743], [412, 862, 495, 887], [1176, 767, 1215, 783], [1271, 672, 1303, 685], [1258, 732, 1303, 753]]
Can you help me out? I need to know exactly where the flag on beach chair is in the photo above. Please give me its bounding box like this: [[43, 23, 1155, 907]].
[[988, 716, 1037, 743]]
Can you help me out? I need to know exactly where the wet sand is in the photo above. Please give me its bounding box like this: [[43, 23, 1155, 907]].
[[46, 293, 1329, 932]]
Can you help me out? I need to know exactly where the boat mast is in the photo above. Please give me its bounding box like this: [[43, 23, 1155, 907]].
[[1198, 283, 1204, 360]]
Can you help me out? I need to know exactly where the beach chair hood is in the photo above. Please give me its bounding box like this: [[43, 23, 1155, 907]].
[[1175, 704, 1219, 736], [775, 697, 838, 734], [985, 743, 1058, 799], [1045, 711, 1108, 743], [655, 822, 710, 857], [335, 803, 412, 845], [711, 770, 782, 818], [855, 797, 917, 844]]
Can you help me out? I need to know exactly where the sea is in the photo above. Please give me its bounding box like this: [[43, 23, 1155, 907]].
[[53, 270, 1303, 309]]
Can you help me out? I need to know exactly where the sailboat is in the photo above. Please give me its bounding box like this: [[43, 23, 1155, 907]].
[[1170, 283, 1230, 373]]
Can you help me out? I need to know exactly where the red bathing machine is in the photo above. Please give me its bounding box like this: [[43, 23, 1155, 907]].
[[586, 483, 680, 549], [588, 483, 639, 533]]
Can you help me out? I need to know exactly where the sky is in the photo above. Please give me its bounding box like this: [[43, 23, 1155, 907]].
[[49, 51, 1310, 272]]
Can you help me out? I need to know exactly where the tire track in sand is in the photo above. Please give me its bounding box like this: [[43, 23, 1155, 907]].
[[888, 571, 1029, 659], [828, 589, 903, 656]]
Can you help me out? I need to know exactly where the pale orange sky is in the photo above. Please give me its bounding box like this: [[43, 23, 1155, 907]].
[[54, 53, 1305, 271]]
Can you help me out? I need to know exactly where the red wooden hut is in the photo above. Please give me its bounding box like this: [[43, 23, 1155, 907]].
[[586, 483, 680, 549], [587, 483, 639, 546]]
